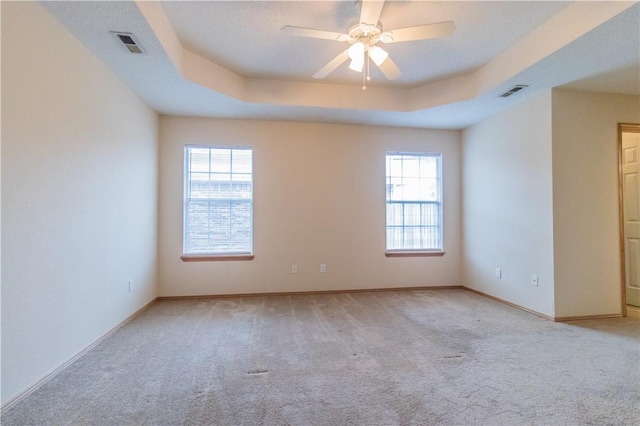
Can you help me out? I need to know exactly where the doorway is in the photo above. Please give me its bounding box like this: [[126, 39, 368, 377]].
[[619, 123, 640, 316]]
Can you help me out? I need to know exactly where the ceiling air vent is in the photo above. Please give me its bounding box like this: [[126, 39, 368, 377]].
[[112, 31, 144, 54], [500, 85, 528, 98]]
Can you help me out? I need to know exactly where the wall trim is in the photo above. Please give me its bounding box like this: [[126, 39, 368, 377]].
[[1, 298, 158, 414], [626, 305, 640, 318], [618, 122, 640, 317], [154, 287, 629, 322], [553, 313, 624, 322], [461, 287, 556, 321], [157, 285, 465, 300], [462, 287, 624, 322]]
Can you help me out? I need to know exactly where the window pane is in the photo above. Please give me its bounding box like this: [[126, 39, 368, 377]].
[[387, 227, 403, 250], [232, 150, 252, 174], [189, 148, 210, 173], [403, 157, 421, 178], [420, 156, 437, 178], [387, 203, 402, 226], [403, 203, 421, 226], [387, 154, 403, 178], [404, 227, 421, 249], [184, 146, 253, 255], [211, 149, 231, 173], [422, 203, 439, 226], [385, 152, 442, 251]]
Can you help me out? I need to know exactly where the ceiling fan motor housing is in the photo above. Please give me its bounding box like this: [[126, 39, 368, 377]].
[[348, 23, 384, 47]]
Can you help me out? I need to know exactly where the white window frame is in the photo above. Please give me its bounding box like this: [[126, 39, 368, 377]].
[[385, 151, 444, 256], [182, 145, 254, 261]]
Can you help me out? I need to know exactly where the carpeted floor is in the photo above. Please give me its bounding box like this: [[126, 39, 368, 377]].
[[2, 289, 639, 425]]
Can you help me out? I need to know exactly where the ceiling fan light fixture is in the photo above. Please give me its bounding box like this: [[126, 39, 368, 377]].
[[349, 57, 364, 72], [369, 45, 388, 66], [348, 41, 365, 61]]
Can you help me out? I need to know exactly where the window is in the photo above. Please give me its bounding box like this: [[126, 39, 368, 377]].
[[385, 152, 443, 254], [183, 145, 253, 260]]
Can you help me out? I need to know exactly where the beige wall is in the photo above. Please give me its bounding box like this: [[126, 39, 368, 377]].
[[462, 91, 556, 317], [551, 89, 640, 318], [463, 89, 640, 319], [159, 117, 462, 296], [1, 2, 158, 404]]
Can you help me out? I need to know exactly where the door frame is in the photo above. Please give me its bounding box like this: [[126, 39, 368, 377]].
[[618, 123, 640, 316]]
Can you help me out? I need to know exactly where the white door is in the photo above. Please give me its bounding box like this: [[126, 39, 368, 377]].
[[622, 131, 640, 307]]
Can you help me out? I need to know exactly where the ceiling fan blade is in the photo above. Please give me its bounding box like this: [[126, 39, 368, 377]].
[[376, 57, 401, 80], [281, 25, 348, 41], [313, 50, 350, 79], [381, 21, 455, 43], [360, 0, 385, 25]]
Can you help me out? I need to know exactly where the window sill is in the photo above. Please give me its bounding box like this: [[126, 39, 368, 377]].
[[385, 251, 445, 258], [181, 254, 254, 262]]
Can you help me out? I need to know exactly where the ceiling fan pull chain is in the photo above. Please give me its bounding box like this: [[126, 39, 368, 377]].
[[362, 51, 367, 90], [362, 68, 366, 91]]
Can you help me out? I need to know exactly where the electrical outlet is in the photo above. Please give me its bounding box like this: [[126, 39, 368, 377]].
[[495, 268, 502, 279], [128, 279, 133, 292], [291, 264, 298, 274], [320, 264, 326, 273], [531, 274, 538, 287]]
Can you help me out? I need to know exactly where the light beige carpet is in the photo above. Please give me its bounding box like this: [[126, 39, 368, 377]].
[[2, 289, 639, 425]]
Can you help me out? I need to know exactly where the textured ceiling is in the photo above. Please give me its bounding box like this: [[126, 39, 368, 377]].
[[161, 1, 569, 87], [40, 1, 640, 129]]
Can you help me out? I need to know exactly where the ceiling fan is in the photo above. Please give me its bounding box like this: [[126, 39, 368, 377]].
[[281, 0, 455, 87]]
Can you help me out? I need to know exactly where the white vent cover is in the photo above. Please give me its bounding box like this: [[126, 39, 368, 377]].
[[111, 31, 144, 54]]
